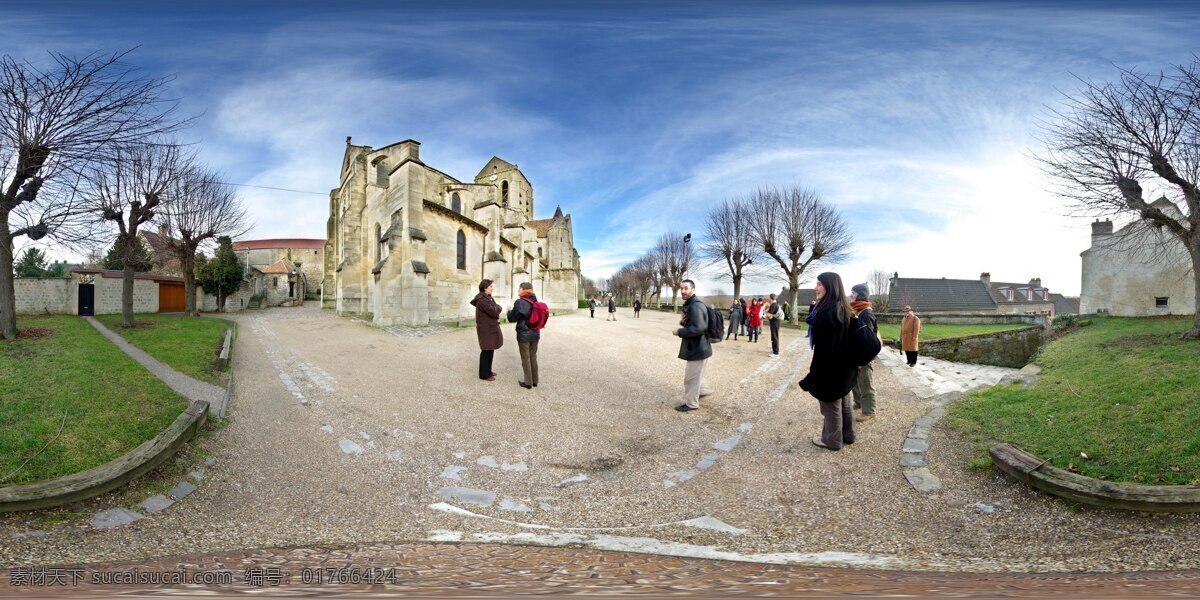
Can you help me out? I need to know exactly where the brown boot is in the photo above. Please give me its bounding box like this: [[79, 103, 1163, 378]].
[[855, 414, 875, 423]]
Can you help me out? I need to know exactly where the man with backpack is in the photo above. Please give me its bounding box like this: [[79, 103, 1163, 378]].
[[508, 282, 547, 389], [671, 279, 712, 412], [850, 283, 879, 422]]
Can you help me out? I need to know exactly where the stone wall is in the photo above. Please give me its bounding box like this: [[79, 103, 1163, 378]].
[[886, 326, 1044, 368], [1082, 220, 1196, 316], [876, 312, 1043, 326], [14, 278, 73, 314]]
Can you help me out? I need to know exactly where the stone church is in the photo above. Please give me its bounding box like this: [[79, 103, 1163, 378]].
[[323, 138, 580, 326]]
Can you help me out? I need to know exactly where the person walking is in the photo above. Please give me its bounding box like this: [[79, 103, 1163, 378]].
[[738, 298, 749, 336], [469, 279, 502, 382], [588, 297, 597, 318], [634, 299, 642, 318], [901, 305, 921, 367], [746, 298, 763, 343], [782, 300, 792, 322], [798, 272, 858, 450], [850, 283, 879, 422], [607, 295, 617, 321], [766, 293, 782, 355], [726, 298, 743, 340], [507, 282, 541, 389], [672, 279, 712, 412]]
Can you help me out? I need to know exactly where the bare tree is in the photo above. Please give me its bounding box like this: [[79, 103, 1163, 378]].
[[748, 185, 852, 324], [700, 197, 760, 301], [90, 142, 187, 327], [1037, 60, 1200, 339], [0, 49, 187, 340], [868, 267, 892, 313], [656, 231, 694, 309], [159, 167, 248, 315]]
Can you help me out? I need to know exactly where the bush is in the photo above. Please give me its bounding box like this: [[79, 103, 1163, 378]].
[[1052, 313, 1077, 330], [578, 299, 589, 309]]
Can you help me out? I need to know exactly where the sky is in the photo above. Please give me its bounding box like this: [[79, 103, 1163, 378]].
[[9, 0, 1200, 297]]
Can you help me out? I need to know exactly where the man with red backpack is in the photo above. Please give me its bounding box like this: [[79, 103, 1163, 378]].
[[507, 282, 548, 389]]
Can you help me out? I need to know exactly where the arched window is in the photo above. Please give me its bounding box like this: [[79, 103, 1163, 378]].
[[456, 230, 466, 270], [374, 223, 383, 262], [501, 180, 509, 205], [451, 192, 461, 214], [537, 246, 542, 257]]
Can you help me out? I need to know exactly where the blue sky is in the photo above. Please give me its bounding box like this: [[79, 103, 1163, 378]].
[[12, 0, 1200, 296]]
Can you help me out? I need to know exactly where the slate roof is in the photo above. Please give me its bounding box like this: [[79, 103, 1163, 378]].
[[1050, 293, 1080, 315], [888, 278, 999, 311], [989, 281, 1052, 305]]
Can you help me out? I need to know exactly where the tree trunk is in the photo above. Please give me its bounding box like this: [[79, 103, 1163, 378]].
[[0, 220, 16, 341], [181, 248, 197, 316], [1184, 244, 1200, 340], [789, 276, 801, 325], [732, 275, 742, 303]]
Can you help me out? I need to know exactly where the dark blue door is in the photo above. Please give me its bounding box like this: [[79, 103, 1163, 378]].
[[78, 284, 94, 316]]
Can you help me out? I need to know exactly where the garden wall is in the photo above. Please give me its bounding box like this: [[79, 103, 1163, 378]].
[[886, 326, 1044, 368], [876, 312, 1044, 326]]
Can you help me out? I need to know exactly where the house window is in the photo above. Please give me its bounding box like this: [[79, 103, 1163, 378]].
[[1026, 289, 1034, 301], [451, 192, 461, 214], [456, 230, 466, 270], [1156, 297, 1169, 308], [273, 277, 279, 287]]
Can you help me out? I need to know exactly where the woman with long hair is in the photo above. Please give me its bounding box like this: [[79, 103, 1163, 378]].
[[469, 279, 503, 381], [798, 272, 858, 450]]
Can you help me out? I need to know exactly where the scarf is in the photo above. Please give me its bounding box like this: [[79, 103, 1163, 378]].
[[850, 300, 871, 313], [519, 288, 535, 297]]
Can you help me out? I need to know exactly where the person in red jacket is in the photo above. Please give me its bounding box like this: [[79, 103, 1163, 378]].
[[746, 298, 763, 343]]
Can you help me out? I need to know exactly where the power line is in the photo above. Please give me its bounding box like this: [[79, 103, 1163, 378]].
[[218, 182, 327, 196]]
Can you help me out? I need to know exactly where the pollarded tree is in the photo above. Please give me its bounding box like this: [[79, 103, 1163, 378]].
[[1037, 60, 1200, 339], [90, 142, 188, 327], [158, 167, 248, 315], [700, 197, 760, 301], [747, 185, 852, 324], [0, 49, 186, 340]]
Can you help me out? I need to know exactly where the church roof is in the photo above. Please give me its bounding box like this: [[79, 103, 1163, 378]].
[[475, 156, 518, 181], [234, 239, 326, 250], [527, 218, 553, 238]]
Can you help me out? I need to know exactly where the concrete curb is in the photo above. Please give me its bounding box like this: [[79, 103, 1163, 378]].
[[0, 401, 209, 513]]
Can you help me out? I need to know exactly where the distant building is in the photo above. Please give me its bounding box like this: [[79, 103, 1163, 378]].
[[232, 238, 325, 302], [1080, 197, 1195, 316], [889, 272, 1069, 315]]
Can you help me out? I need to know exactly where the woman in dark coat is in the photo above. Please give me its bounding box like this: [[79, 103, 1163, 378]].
[[726, 299, 743, 340], [798, 272, 858, 450], [469, 279, 503, 381]]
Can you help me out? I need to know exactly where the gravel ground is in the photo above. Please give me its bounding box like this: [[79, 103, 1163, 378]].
[[3, 304, 1198, 572]]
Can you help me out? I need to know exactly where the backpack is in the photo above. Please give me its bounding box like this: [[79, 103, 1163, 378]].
[[523, 297, 550, 331], [846, 312, 882, 366], [706, 304, 724, 344]]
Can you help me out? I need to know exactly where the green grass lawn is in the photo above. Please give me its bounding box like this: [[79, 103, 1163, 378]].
[[96, 314, 231, 386], [877, 322, 1029, 340], [948, 316, 1200, 485], [0, 316, 189, 485]]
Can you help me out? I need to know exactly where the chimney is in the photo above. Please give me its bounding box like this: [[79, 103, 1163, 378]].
[[1091, 219, 1113, 237], [1029, 277, 1042, 288], [980, 272, 991, 286]]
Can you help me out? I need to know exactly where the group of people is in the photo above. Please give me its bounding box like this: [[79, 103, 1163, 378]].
[[470, 279, 542, 389], [724, 295, 785, 355], [474, 273, 924, 453], [587, 296, 641, 320]]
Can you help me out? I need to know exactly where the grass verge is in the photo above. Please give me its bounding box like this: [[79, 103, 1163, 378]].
[[947, 316, 1200, 485], [0, 316, 189, 485], [95, 313, 231, 386]]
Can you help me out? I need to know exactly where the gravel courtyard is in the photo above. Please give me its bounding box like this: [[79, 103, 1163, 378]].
[[3, 304, 1198, 572]]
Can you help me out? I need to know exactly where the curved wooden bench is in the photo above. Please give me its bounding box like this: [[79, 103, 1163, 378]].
[[0, 400, 209, 513], [990, 443, 1200, 513]]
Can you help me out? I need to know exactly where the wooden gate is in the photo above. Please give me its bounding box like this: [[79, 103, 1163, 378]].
[[158, 282, 186, 312]]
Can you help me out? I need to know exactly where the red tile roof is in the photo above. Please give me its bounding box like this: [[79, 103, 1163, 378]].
[[233, 238, 325, 250], [254, 260, 294, 275]]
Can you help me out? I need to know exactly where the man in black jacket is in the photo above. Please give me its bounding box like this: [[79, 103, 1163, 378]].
[[507, 282, 541, 389], [766, 293, 782, 355], [671, 279, 712, 412]]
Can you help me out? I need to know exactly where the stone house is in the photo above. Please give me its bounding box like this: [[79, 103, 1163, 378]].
[[889, 273, 1067, 316], [324, 138, 580, 326], [1080, 197, 1196, 316], [232, 238, 325, 300]]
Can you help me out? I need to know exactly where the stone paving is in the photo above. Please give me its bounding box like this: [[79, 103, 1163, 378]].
[[5, 305, 1200, 595], [3, 543, 1199, 596]]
